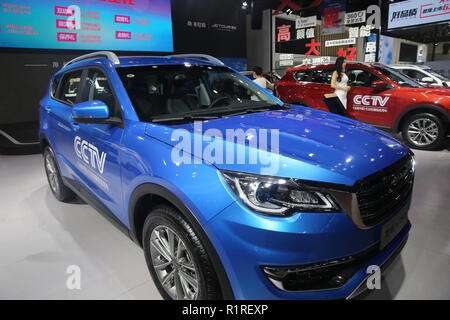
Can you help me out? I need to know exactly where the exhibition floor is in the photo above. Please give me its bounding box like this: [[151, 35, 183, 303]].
[[0, 147, 449, 300]]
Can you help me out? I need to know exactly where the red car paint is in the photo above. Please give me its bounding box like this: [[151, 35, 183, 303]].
[[275, 63, 450, 130]]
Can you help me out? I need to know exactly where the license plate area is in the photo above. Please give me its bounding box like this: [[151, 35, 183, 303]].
[[380, 204, 409, 250]]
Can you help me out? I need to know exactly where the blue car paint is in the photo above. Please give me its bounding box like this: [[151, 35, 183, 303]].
[[39, 55, 412, 299]]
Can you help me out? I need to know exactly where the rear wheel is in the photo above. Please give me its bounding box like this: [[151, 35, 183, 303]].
[[43, 146, 75, 202], [401, 113, 446, 150]]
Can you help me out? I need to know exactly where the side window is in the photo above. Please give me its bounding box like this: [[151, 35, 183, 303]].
[[310, 69, 333, 84], [404, 69, 433, 83], [295, 71, 310, 82], [57, 70, 83, 105], [347, 69, 379, 87], [51, 74, 62, 98], [81, 69, 118, 116]]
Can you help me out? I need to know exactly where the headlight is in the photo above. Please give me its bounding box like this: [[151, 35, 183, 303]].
[[221, 170, 341, 216]]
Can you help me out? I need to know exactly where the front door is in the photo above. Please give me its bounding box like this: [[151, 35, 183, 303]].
[[346, 68, 395, 127], [73, 67, 125, 222]]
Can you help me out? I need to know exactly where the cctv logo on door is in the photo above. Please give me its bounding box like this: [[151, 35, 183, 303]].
[[354, 95, 390, 106], [74, 136, 107, 174], [353, 95, 390, 113]]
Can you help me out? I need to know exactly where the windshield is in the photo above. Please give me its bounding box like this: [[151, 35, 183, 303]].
[[425, 69, 449, 82], [375, 66, 422, 88], [117, 65, 280, 123]]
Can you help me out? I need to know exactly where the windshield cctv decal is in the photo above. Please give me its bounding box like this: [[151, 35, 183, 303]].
[[74, 136, 107, 174]]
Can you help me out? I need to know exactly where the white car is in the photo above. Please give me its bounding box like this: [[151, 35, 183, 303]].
[[391, 64, 450, 88]]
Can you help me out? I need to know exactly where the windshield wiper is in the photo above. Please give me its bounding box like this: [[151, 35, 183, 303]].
[[222, 104, 290, 117], [150, 114, 221, 123], [150, 104, 289, 123]]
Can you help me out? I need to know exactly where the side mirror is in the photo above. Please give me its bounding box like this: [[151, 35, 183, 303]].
[[421, 76, 435, 84], [72, 100, 122, 126], [371, 80, 389, 90]]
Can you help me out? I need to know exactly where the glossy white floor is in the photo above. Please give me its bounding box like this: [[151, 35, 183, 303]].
[[0, 147, 449, 300]]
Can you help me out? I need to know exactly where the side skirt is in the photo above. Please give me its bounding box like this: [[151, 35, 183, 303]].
[[62, 177, 132, 241]]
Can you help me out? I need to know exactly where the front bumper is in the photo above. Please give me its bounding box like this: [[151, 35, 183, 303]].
[[205, 199, 411, 300]]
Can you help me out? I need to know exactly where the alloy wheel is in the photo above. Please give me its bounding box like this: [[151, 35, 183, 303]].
[[150, 225, 199, 300], [407, 118, 439, 147]]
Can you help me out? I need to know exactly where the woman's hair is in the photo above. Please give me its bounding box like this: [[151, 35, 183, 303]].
[[334, 57, 345, 82], [253, 66, 263, 76]]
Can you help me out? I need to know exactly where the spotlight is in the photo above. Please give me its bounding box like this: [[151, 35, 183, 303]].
[[241, 1, 248, 10]]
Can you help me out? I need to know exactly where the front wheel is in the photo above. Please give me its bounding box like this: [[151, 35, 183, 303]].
[[142, 205, 222, 300], [401, 113, 447, 150]]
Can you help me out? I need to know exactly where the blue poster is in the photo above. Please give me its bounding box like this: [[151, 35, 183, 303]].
[[0, 0, 173, 52], [321, 0, 346, 35]]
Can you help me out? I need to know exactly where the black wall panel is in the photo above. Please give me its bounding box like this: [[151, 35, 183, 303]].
[[0, 0, 246, 125]]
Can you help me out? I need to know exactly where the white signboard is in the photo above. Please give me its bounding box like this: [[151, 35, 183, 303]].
[[345, 10, 366, 25], [279, 54, 294, 60], [366, 41, 377, 53], [295, 15, 317, 29], [325, 38, 356, 47], [302, 56, 331, 65], [388, 0, 450, 29], [365, 53, 376, 63], [280, 60, 294, 67]]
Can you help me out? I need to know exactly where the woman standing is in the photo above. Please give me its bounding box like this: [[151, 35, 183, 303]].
[[252, 66, 274, 91], [330, 57, 350, 109]]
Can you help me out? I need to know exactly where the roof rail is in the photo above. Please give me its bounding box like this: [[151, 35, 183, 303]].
[[64, 51, 120, 67], [167, 54, 225, 66]]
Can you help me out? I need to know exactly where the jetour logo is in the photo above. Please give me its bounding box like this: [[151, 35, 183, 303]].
[[74, 136, 107, 174]]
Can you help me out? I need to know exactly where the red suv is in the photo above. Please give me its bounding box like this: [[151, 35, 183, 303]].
[[275, 62, 450, 150]]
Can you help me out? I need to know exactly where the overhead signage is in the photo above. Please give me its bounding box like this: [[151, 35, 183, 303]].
[[325, 38, 356, 47], [388, 0, 450, 29], [0, 0, 174, 52]]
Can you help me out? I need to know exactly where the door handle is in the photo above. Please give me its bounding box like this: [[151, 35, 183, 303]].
[[44, 106, 51, 113]]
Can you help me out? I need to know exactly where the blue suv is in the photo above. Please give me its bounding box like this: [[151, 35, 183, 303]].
[[39, 51, 414, 300]]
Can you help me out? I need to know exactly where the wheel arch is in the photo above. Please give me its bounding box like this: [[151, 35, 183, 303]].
[[39, 133, 50, 153], [395, 104, 450, 133], [128, 183, 235, 299]]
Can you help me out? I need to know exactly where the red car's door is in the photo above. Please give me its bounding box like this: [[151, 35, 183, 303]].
[[346, 68, 395, 127]]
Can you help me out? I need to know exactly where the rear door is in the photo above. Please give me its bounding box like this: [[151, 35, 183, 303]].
[[346, 68, 395, 127], [73, 67, 125, 221], [290, 68, 333, 110]]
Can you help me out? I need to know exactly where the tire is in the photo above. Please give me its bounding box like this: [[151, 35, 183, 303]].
[[43, 146, 76, 202], [401, 113, 447, 150], [142, 205, 222, 300]]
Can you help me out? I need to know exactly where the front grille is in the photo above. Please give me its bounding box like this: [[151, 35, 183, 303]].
[[356, 154, 414, 226]]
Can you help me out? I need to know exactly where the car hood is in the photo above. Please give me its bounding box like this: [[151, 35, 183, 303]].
[[145, 106, 410, 185]]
